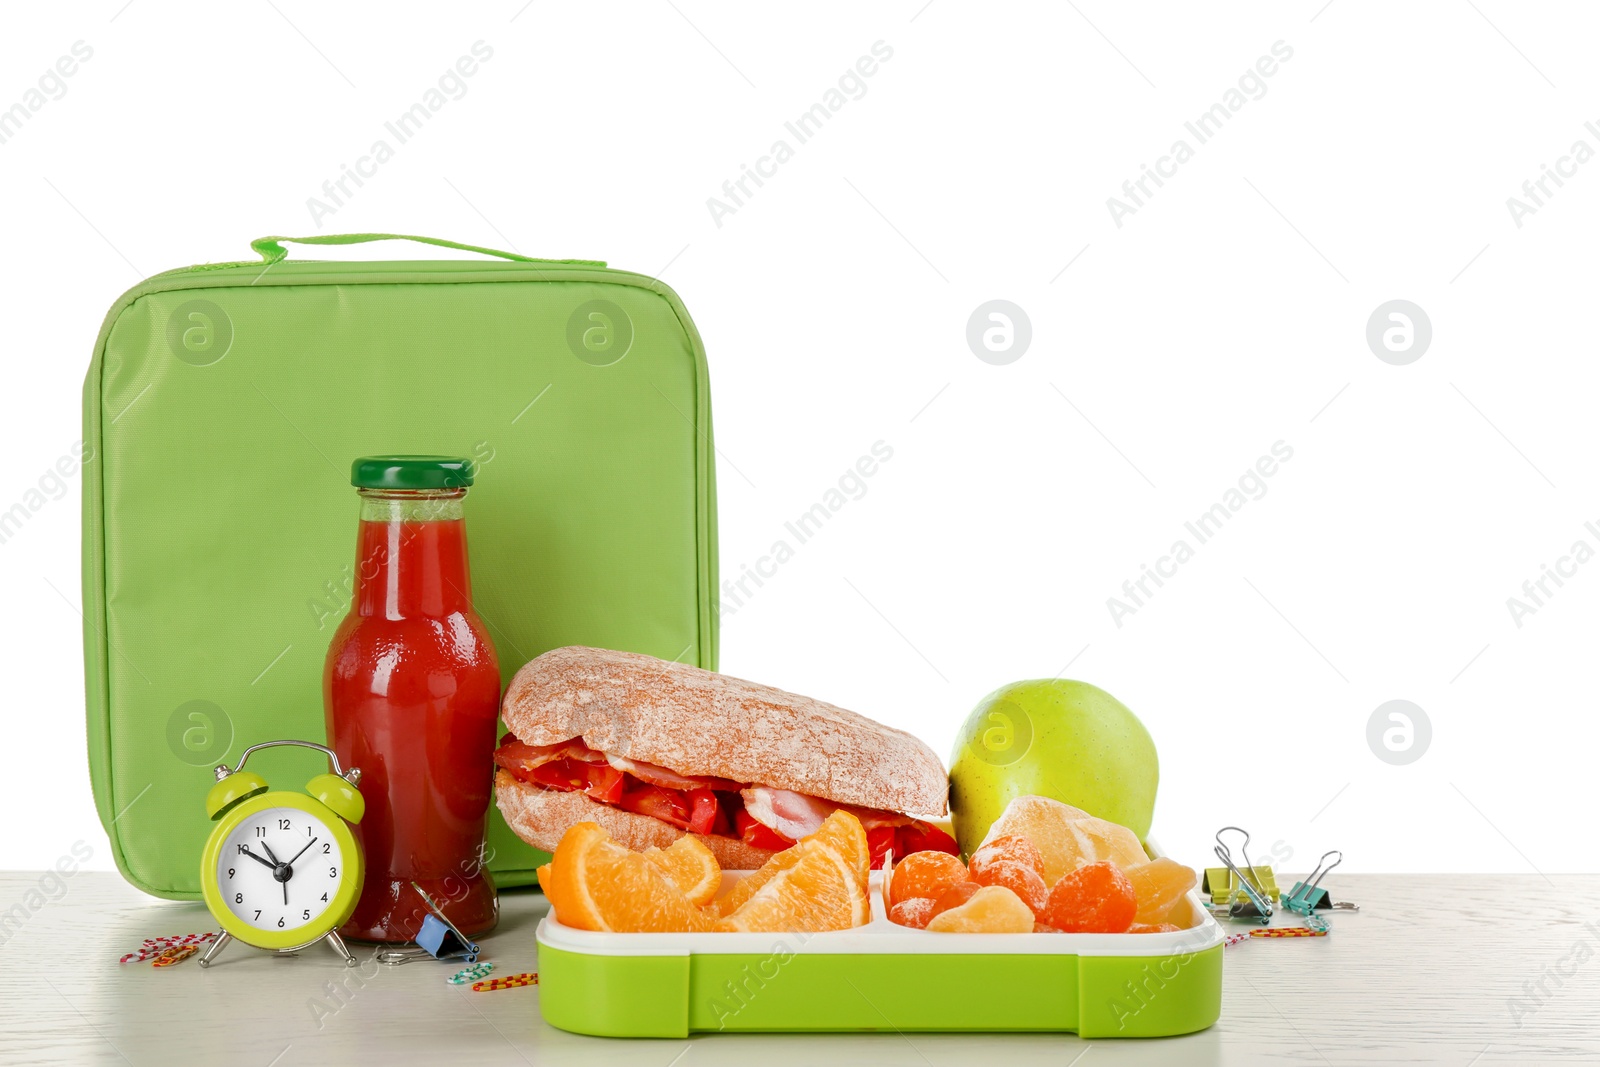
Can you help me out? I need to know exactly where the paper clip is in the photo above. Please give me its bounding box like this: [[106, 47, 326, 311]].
[[472, 972, 537, 992], [1250, 925, 1327, 938], [375, 883, 481, 966], [448, 962, 494, 986], [152, 945, 199, 967], [120, 932, 219, 964], [1210, 827, 1273, 924], [1281, 851, 1359, 916]]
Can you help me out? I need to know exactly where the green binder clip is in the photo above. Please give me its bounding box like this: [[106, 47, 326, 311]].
[[1202, 864, 1279, 903], [1281, 850, 1359, 916], [1209, 826, 1274, 924]]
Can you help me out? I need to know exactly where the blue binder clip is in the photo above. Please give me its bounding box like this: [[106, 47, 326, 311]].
[[375, 883, 481, 966], [1281, 851, 1359, 916]]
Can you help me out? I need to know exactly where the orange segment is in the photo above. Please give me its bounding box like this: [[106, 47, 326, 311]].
[[1125, 857, 1198, 925], [643, 836, 722, 907], [925, 885, 1035, 933], [713, 845, 803, 917], [979, 796, 1145, 884], [822, 808, 870, 873], [720, 811, 871, 933], [542, 822, 717, 933]]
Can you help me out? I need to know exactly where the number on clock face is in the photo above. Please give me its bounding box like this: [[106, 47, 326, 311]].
[[216, 806, 343, 934]]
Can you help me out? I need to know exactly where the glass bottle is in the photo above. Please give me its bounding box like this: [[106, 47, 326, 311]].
[[324, 456, 501, 941]]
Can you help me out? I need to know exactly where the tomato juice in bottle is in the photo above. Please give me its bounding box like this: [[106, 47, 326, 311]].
[[324, 456, 501, 942]]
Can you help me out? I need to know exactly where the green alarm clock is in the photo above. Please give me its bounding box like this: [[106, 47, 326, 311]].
[[197, 739, 366, 968]]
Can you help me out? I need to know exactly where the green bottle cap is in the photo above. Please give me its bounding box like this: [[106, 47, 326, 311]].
[[350, 455, 475, 490]]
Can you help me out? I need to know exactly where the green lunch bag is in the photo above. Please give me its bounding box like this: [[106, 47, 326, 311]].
[[82, 233, 719, 899]]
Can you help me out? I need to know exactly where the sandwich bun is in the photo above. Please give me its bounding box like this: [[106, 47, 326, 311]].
[[499, 646, 949, 817]]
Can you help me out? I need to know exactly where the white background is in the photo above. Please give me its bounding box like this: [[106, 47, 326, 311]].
[[2, 0, 1593, 878]]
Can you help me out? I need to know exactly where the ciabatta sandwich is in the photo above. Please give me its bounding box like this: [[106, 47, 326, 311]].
[[494, 646, 956, 869]]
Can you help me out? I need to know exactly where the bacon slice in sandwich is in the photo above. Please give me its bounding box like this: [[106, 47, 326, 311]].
[[493, 646, 957, 869]]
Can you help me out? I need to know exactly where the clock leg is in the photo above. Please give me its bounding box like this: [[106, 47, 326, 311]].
[[324, 929, 357, 967], [197, 932, 232, 969]]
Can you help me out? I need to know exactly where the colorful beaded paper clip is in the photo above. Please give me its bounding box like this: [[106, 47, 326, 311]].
[[472, 972, 538, 992], [119, 932, 218, 964]]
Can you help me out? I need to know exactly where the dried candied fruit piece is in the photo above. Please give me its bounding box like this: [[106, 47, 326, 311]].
[[968, 834, 1045, 882], [889, 897, 938, 929], [925, 885, 1035, 933], [970, 859, 1048, 918], [889, 851, 970, 908], [978, 796, 1145, 884], [1059, 818, 1148, 879], [1128, 922, 1181, 934], [1124, 857, 1198, 925], [978, 797, 1092, 879], [1041, 860, 1137, 934], [927, 880, 982, 921]]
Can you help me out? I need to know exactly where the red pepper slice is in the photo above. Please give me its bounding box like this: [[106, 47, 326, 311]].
[[522, 759, 587, 793], [616, 783, 692, 830], [584, 763, 625, 805], [686, 788, 720, 835], [866, 825, 898, 870], [734, 808, 795, 852], [895, 822, 960, 858]]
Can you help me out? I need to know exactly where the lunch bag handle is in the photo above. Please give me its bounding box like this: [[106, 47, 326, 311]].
[[249, 232, 605, 268]]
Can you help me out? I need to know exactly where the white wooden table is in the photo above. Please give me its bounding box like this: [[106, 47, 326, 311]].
[[1, 872, 1595, 1065]]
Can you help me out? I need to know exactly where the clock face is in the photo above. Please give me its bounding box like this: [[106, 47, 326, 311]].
[[215, 805, 347, 935]]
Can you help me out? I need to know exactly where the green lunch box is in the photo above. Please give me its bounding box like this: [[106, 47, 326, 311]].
[[537, 861, 1223, 1038], [81, 233, 719, 899]]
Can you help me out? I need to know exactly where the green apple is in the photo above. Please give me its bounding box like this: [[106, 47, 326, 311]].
[[948, 679, 1158, 855]]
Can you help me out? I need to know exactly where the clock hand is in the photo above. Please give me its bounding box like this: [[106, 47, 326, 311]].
[[286, 837, 318, 866], [255, 842, 292, 906], [279, 836, 319, 908], [237, 846, 277, 871]]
